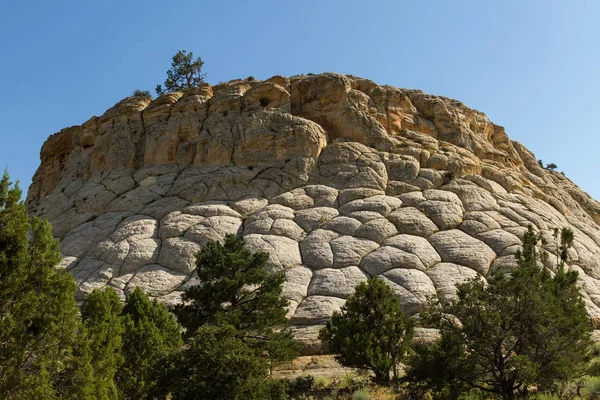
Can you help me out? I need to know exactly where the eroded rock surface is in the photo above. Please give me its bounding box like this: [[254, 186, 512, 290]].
[[28, 73, 600, 352]]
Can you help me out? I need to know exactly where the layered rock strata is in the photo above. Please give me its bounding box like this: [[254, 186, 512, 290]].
[[27, 73, 600, 351]]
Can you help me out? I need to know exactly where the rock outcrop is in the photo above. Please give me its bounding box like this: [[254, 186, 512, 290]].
[[27, 73, 600, 352]]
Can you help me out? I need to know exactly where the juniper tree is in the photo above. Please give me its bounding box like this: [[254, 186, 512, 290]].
[[319, 277, 414, 384], [79, 288, 124, 400], [405, 225, 592, 400], [173, 234, 299, 362], [117, 287, 183, 399], [153, 325, 271, 400], [0, 171, 82, 398]]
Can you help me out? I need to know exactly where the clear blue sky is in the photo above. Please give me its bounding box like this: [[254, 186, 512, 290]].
[[2, 0, 599, 199]]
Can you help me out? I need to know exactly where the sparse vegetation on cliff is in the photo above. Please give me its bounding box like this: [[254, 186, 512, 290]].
[[132, 89, 152, 99]]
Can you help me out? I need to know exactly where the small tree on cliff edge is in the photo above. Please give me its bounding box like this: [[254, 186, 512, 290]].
[[155, 49, 206, 95], [404, 225, 592, 400]]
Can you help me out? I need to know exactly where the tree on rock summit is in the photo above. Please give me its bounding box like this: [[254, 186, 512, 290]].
[[155, 49, 205, 95]]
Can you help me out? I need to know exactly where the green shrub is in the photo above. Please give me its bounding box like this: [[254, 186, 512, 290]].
[[313, 376, 331, 390], [589, 361, 600, 377], [584, 376, 600, 399], [117, 287, 182, 399], [352, 389, 371, 400], [132, 89, 152, 98], [269, 379, 290, 400], [530, 393, 564, 400], [341, 374, 368, 392], [292, 374, 315, 391], [458, 390, 491, 399], [247, 76, 256, 81], [591, 342, 600, 357], [320, 277, 413, 385]]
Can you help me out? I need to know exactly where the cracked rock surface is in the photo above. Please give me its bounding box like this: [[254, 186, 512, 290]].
[[28, 73, 600, 354]]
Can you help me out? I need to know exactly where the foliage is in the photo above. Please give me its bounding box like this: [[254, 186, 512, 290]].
[[313, 376, 331, 390], [445, 171, 455, 181], [352, 390, 372, 400], [132, 89, 152, 98], [589, 362, 600, 377], [0, 171, 82, 398], [292, 375, 316, 391], [546, 162, 558, 170], [117, 287, 183, 399], [538, 159, 544, 168], [583, 376, 600, 399], [405, 225, 592, 400], [80, 288, 124, 399], [174, 234, 299, 362], [342, 373, 369, 393], [319, 277, 414, 385], [269, 379, 290, 400], [153, 325, 271, 400], [155, 49, 205, 95]]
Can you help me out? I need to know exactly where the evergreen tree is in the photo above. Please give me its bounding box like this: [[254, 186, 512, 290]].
[[319, 277, 414, 384], [79, 288, 124, 400], [405, 225, 592, 400], [117, 287, 183, 399], [153, 325, 271, 400], [173, 234, 299, 362], [0, 172, 82, 398], [155, 49, 205, 95]]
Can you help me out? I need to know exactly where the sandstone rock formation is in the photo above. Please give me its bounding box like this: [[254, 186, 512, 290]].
[[27, 73, 600, 352]]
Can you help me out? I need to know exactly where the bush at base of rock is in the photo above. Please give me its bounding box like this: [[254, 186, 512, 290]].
[[319, 276, 413, 385]]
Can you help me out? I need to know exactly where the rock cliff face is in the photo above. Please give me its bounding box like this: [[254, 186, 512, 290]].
[[27, 73, 600, 351]]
